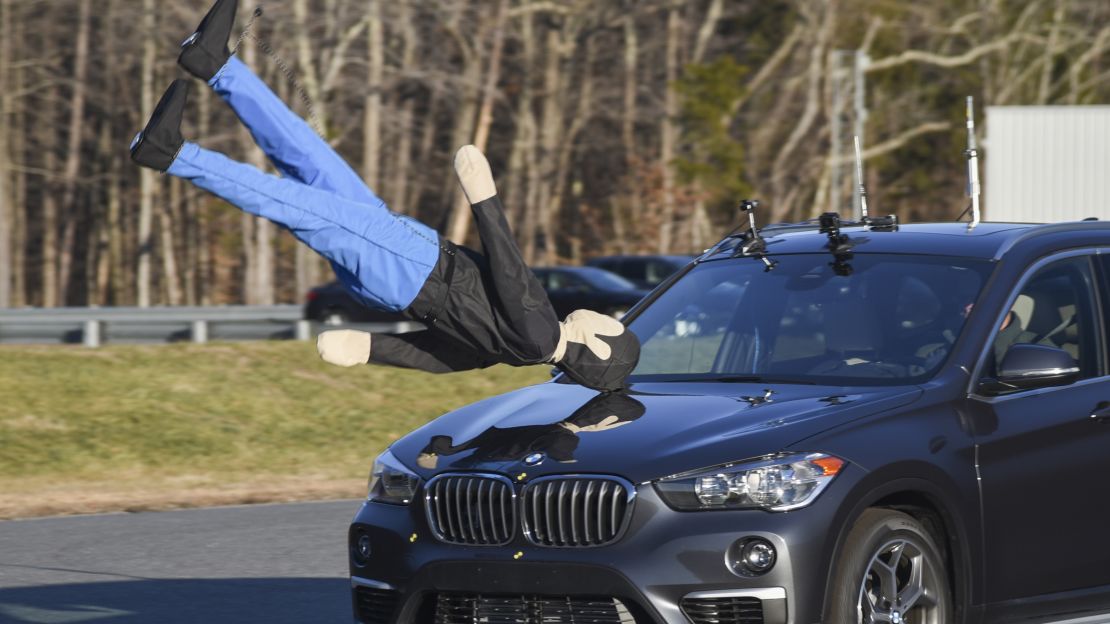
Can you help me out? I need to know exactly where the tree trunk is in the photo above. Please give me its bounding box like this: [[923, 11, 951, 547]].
[[658, 6, 680, 254], [388, 2, 418, 215], [240, 40, 271, 305], [769, 0, 836, 223], [103, 153, 123, 306], [196, 82, 213, 305], [137, 0, 156, 307], [1038, 0, 1067, 104], [56, 0, 92, 306], [438, 3, 481, 235], [90, 122, 111, 305], [293, 0, 328, 298], [546, 39, 595, 261], [687, 0, 722, 252], [41, 140, 58, 308], [622, 11, 638, 165], [362, 1, 383, 190], [448, 0, 509, 245], [0, 0, 11, 307], [536, 26, 564, 264], [505, 5, 537, 233], [161, 177, 184, 305], [414, 89, 441, 223], [182, 180, 198, 306]]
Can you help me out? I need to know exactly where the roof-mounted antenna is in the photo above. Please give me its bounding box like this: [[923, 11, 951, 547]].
[[851, 135, 898, 230], [964, 96, 982, 230], [854, 135, 869, 220]]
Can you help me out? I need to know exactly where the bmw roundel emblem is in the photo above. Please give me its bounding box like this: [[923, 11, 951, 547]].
[[524, 453, 545, 466]]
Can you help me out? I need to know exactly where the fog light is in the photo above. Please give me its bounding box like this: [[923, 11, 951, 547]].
[[741, 539, 776, 572], [351, 531, 372, 567], [727, 537, 776, 577]]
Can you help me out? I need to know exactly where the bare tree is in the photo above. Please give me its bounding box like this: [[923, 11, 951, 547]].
[[137, 0, 156, 307], [0, 0, 11, 307], [447, 0, 509, 245]]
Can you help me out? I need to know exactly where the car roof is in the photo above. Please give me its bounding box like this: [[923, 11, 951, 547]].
[[701, 221, 1110, 261], [588, 254, 694, 263], [533, 266, 620, 275]]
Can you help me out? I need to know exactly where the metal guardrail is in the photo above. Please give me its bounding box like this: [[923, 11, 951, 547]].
[[0, 305, 423, 347]]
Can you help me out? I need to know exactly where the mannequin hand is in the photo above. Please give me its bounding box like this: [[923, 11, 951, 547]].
[[551, 309, 626, 363], [454, 145, 497, 204], [317, 330, 372, 367]]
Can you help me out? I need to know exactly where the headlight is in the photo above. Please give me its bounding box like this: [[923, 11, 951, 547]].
[[368, 449, 421, 505], [654, 452, 845, 512]]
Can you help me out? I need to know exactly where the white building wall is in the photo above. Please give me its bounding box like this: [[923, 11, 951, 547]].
[[985, 106, 1110, 223]]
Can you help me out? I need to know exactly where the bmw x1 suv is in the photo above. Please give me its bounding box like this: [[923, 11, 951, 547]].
[[348, 219, 1110, 624]]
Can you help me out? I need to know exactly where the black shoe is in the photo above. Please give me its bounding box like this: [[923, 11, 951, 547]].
[[178, 0, 238, 81], [130, 80, 190, 172]]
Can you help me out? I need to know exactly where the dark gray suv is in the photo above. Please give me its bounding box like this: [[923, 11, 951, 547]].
[[349, 220, 1110, 624]]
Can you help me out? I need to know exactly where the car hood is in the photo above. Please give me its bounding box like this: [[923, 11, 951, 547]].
[[391, 381, 922, 484]]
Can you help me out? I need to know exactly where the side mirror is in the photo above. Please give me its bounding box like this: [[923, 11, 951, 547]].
[[978, 343, 1080, 395]]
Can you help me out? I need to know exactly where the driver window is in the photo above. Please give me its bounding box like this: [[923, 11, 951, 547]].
[[991, 256, 1101, 379]]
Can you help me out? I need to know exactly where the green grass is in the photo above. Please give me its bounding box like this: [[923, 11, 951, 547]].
[[0, 341, 545, 513]]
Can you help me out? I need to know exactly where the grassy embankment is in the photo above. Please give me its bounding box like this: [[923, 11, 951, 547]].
[[0, 341, 545, 519]]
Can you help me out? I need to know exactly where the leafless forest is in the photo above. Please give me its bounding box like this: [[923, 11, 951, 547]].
[[0, 0, 1108, 308]]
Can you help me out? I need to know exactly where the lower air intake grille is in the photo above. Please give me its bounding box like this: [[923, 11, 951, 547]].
[[522, 476, 634, 547], [354, 586, 400, 624], [434, 593, 637, 624], [680, 597, 764, 624], [425, 474, 516, 545]]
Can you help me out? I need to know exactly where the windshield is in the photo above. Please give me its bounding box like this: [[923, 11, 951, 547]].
[[627, 253, 994, 386], [574, 268, 639, 291]]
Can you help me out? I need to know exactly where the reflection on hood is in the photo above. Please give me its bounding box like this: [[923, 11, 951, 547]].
[[417, 393, 645, 468]]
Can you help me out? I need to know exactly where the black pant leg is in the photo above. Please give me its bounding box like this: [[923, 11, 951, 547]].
[[469, 196, 561, 362], [370, 331, 495, 373]]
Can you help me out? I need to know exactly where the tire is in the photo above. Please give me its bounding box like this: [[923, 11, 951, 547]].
[[825, 508, 952, 624]]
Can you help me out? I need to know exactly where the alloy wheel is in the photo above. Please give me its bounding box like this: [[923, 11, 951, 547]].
[[856, 539, 943, 624]]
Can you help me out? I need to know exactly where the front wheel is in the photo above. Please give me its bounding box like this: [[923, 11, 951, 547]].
[[825, 509, 952, 624]]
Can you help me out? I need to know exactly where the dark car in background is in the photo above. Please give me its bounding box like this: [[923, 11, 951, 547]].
[[304, 281, 417, 328], [348, 220, 1110, 624], [588, 254, 694, 290], [532, 266, 648, 319]]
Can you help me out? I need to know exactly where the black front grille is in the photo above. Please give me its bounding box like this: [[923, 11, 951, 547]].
[[425, 474, 516, 545], [354, 586, 400, 624], [522, 477, 633, 547], [680, 597, 764, 624], [434, 593, 637, 624]]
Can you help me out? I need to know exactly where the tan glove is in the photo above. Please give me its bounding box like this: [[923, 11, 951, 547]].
[[550, 309, 627, 364], [560, 414, 633, 434], [454, 145, 497, 204], [317, 330, 372, 367]]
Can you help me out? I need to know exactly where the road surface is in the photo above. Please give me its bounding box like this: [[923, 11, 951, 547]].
[[0, 500, 362, 624]]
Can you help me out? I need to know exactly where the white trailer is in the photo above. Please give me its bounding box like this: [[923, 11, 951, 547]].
[[986, 106, 1110, 223]]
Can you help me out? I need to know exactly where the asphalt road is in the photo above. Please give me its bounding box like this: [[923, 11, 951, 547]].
[[0, 500, 363, 624]]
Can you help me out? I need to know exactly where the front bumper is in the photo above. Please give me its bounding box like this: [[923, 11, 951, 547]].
[[348, 482, 843, 624]]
